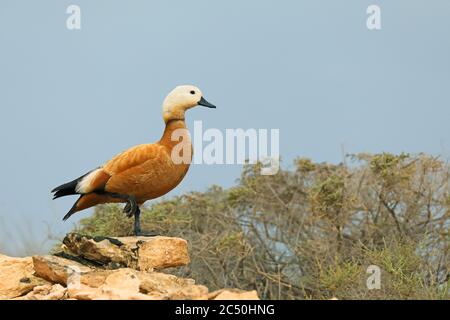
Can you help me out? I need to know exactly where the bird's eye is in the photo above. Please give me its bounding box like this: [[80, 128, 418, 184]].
[[190, 90, 196, 95]]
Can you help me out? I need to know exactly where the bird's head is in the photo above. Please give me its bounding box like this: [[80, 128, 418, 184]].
[[162, 85, 216, 123]]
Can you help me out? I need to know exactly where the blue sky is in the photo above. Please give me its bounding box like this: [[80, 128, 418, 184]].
[[0, 0, 449, 255]]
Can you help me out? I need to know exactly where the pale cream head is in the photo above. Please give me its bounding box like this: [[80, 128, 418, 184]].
[[162, 85, 216, 123]]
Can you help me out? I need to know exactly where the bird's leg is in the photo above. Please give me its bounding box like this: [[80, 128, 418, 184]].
[[123, 202, 129, 216], [123, 201, 133, 218], [133, 208, 159, 237], [100, 192, 136, 218], [134, 206, 142, 236], [97, 191, 158, 237], [120, 195, 137, 220]]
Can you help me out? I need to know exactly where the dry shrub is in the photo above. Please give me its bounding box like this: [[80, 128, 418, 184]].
[[75, 153, 450, 300]]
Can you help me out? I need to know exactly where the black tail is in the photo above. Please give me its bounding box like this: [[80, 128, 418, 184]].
[[51, 179, 79, 200], [62, 195, 82, 221], [51, 171, 91, 200]]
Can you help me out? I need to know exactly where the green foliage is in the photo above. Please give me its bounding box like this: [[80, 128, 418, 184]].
[[74, 153, 450, 300], [310, 173, 346, 216], [317, 258, 362, 296]]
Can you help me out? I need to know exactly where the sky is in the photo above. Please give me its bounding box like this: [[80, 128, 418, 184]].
[[0, 0, 449, 255]]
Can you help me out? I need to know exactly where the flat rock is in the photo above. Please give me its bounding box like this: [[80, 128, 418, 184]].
[[0, 254, 49, 299], [1, 233, 259, 300], [138, 271, 209, 299], [15, 284, 67, 300], [61, 233, 190, 271], [68, 269, 158, 300], [32, 255, 93, 285], [31, 254, 208, 300], [203, 289, 260, 300], [67, 268, 208, 300]]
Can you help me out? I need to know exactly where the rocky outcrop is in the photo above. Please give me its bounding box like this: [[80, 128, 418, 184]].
[[203, 289, 260, 300], [0, 255, 49, 299], [61, 233, 190, 271], [14, 284, 67, 300], [0, 233, 258, 300]]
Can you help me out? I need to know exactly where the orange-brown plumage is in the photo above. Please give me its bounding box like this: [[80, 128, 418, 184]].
[[73, 120, 190, 209], [103, 120, 191, 203], [52, 85, 215, 235]]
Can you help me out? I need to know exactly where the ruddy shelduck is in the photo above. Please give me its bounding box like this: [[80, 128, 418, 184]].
[[51, 85, 216, 235]]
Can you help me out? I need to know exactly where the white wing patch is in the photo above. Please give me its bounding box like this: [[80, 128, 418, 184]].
[[75, 169, 101, 194]]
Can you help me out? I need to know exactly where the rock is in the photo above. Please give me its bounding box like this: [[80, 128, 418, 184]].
[[138, 271, 209, 299], [204, 289, 260, 300], [0, 254, 49, 299], [62, 233, 190, 271], [32, 255, 92, 285], [32, 255, 115, 289], [98, 269, 160, 300], [68, 269, 162, 300], [103, 269, 140, 292], [78, 269, 113, 288], [68, 268, 208, 300], [67, 283, 99, 300], [134, 237, 190, 271], [31, 255, 207, 300], [69, 284, 160, 300], [0, 233, 259, 300], [15, 284, 67, 300]]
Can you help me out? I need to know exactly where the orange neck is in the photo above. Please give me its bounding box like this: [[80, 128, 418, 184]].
[[159, 119, 190, 149]]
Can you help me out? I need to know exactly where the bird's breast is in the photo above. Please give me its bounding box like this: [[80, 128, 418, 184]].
[[122, 146, 191, 203], [104, 121, 193, 203]]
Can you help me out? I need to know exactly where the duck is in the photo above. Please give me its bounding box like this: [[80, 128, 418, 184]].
[[51, 85, 216, 236]]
